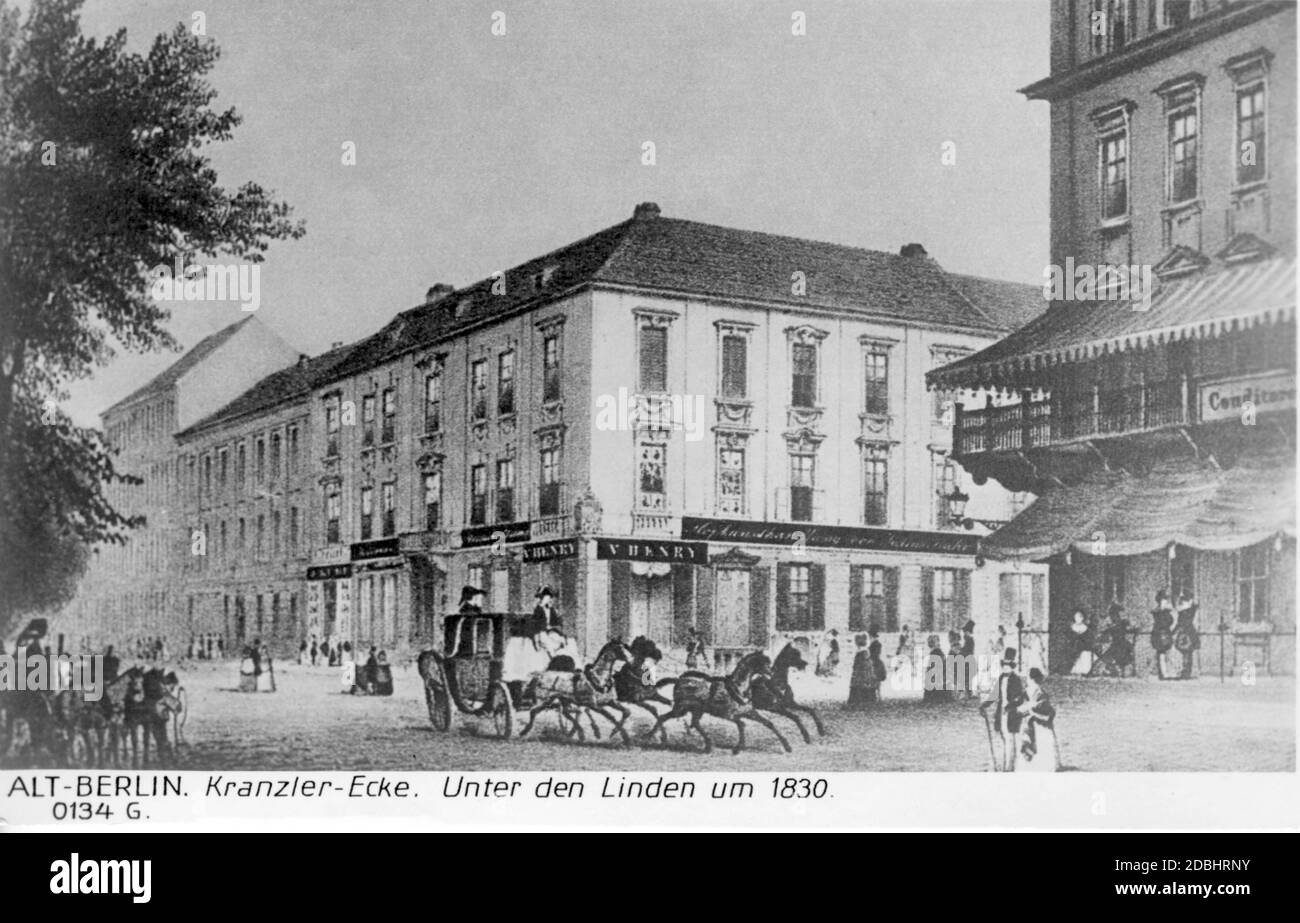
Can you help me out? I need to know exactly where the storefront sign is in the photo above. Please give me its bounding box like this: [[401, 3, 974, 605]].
[[680, 517, 980, 556], [596, 538, 708, 561], [522, 539, 581, 562], [305, 581, 323, 639], [307, 563, 353, 581], [351, 537, 401, 561], [311, 545, 349, 566], [460, 521, 531, 548], [1199, 372, 1296, 422]]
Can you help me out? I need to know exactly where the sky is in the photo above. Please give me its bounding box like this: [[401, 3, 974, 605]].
[[59, 0, 1051, 426]]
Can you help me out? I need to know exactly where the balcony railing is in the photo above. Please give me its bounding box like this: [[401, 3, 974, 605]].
[[955, 380, 1188, 455]]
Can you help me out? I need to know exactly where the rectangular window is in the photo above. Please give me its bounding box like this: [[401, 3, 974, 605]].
[[934, 568, 957, 628], [238, 517, 246, 551], [235, 446, 246, 490], [1235, 543, 1270, 623], [269, 432, 282, 479], [791, 343, 818, 408], [256, 514, 265, 559], [289, 506, 299, 551], [1236, 83, 1266, 185], [381, 481, 395, 536], [1163, 0, 1192, 28], [470, 465, 487, 525], [637, 443, 666, 510], [218, 448, 228, 490], [542, 334, 561, 403], [539, 448, 561, 516], [720, 334, 747, 399], [1100, 130, 1128, 220], [202, 454, 212, 497], [852, 565, 893, 632], [381, 388, 395, 444], [717, 446, 746, 515], [287, 426, 299, 474], [272, 509, 281, 555], [495, 460, 515, 522], [325, 396, 340, 457], [864, 350, 889, 415], [1168, 107, 1198, 203], [777, 563, 824, 631], [467, 564, 485, 595], [863, 447, 888, 526], [360, 486, 374, 540], [362, 394, 376, 447], [219, 520, 228, 559], [639, 325, 668, 393], [790, 454, 815, 522], [471, 360, 488, 421], [255, 437, 266, 482], [326, 489, 341, 544], [423, 471, 441, 532], [933, 455, 958, 528], [424, 373, 442, 434], [497, 351, 515, 415]]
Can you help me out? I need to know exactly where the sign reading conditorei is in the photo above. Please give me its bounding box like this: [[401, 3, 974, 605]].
[[596, 538, 708, 561], [680, 516, 980, 556], [1199, 371, 1296, 422], [460, 521, 531, 548]]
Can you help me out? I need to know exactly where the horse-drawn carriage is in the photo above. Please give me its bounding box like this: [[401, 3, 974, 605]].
[[416, 612, 823, 753]]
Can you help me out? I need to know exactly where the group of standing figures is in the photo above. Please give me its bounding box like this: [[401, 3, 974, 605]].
[[1068, 590, 1200, 679]]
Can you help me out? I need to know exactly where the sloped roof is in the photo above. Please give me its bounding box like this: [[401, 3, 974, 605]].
[[175, 345, 353, 440], [317, 207, 1042, 386], [929, 257, 1297, 391], [103, 317, 256, 416]]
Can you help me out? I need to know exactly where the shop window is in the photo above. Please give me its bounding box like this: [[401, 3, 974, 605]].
[[1235, 543, 1270, 623]]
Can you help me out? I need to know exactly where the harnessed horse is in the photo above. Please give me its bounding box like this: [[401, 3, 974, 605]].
[[642, 651, 792, 754], [613, 636, 675, 718], [519, 640, 634, 745], [749, 642, 826, 743]]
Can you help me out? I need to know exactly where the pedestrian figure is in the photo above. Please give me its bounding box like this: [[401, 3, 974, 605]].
[[922, 634, 952, 703], [1174, 591, 1200, 679], [1150, 590, 1175, 680], [1098, 603, 1134, 676], [257, 640, 276, 692], [1017, 667, 1060, 772], [960, 620, 977, 698], [817, 629, 841, 677], [980, 647, 1026, 771], [1068, 610, 1095, 675], [310, 635, 319, 666], [684, 627, 707, 671]]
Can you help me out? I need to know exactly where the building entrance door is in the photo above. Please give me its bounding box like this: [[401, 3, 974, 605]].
[[629, 570, 672, 646], [714, 568, 751, 648]]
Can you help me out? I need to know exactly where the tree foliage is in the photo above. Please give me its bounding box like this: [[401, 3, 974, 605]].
[[0, 0, 305, 635]]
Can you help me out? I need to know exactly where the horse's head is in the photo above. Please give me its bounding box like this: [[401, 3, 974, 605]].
[[629, 636, 662, 663], [595, 639, 633, 670], [734, 651, 773, 684], [774, 642, 808, 674]]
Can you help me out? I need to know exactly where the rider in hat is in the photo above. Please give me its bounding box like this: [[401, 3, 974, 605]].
[[459, 585, 485, 614], [530, 586, 561, 634]]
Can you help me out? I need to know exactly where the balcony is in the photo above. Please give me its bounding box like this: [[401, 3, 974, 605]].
[[631, 511, 674, 535], [955, 380, 1188, 456]]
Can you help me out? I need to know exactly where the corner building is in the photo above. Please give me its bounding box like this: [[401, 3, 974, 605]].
[[307, 204, 1048, 665]]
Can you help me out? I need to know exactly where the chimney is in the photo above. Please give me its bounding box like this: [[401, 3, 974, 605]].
[[425, 282, 455, 305], [297, 353, 309, 367], [900, 243, 928, 259], [633, 202, 661, 220], [330, 341, 343, 350]]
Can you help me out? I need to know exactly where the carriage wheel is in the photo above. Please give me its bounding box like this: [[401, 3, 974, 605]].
[[422, 658, 453, 732], [490, 682, 514, 739]]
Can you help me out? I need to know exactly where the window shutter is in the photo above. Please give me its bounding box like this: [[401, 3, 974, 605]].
[[608, 561, 631, 642], [1032, 574, 1047, 629], [697, 567, 714, 644], [810, 564, 826, 631], [848, 566, 864, 632], [775, 564, 791, 632], [955, 569, 971, 629], [920, 566, 935, 631], [749, 567, 770, 649], [672, 565, 695, 648], [884, 567, 900, 632]]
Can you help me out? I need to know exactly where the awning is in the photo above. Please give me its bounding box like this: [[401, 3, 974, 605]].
[[984, 454, 1296, 560], [930, 257, 1296, 391]]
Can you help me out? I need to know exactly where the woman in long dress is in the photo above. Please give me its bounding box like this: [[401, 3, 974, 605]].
[[1017, 667, 1060, 771], [1068, 610, 1094, 675]]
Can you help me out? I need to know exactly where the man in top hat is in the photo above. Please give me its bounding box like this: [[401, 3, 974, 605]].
[[530, 586, 561, 635], [980, 648, 1026, 771]]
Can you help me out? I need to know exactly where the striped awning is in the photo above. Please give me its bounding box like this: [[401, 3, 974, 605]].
[[930, 257, 1296, 391], [984, 453, 1296, 561]]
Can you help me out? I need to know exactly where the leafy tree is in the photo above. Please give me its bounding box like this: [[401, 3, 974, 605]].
[[0, 0, 305, 636]]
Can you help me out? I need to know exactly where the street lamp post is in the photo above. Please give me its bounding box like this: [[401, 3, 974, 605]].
[[1016, 613, 1025, 671]]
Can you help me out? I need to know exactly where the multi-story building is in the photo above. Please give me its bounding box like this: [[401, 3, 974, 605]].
[[173, 347, 349, 656], [60, 317, 301, 651], [304, 204, 1048, 664], [930, 0, 1296, 673]]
